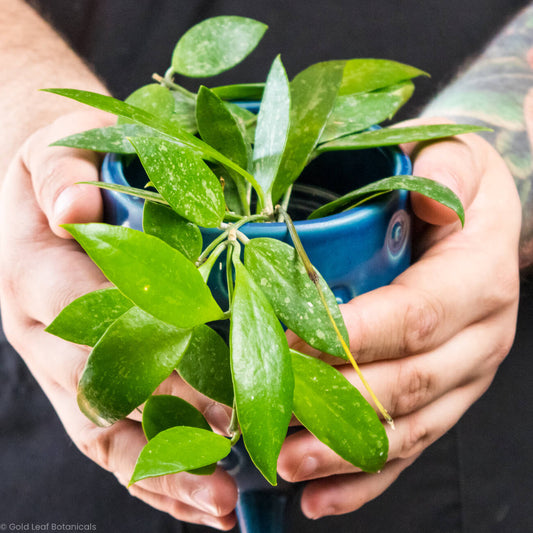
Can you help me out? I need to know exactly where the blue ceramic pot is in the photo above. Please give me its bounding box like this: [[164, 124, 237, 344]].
[[100, 142, 412, 533], [101, 145, 411, 303]]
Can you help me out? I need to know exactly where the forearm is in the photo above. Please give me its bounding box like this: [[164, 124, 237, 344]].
[[0, 0, 107, 178], [423, 3, 533, 268]]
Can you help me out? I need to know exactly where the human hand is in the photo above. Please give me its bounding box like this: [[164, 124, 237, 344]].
[[0, 111, 238, 530], [279, 118, 521, 519]]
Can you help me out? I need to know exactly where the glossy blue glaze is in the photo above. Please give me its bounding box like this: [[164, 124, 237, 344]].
[[101, 145, 411, 303], [100, 142, 412, 533]]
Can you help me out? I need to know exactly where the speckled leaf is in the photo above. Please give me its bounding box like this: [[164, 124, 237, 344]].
[[177, 325, 233, 407], [308, 175, 465, 226], [320, 81, 414, 143], [45, 287, 133, 347], [230, 258, 293, 485], [340, 59, 428, 96], [224, 103, 257, 144], [253, 56, 290, 204], [118, 84, 175, 125], [130, 136, 225, 228], [77, 306, 192, 426], [291, 350, 388, 473], [78, 181, 168, 205], [43, 89, 260, 194], [244, 238, 348, 359], [130, 426, 231, 484], [172, 16, 268, 77], [143, 201, 202, 261], [63, 223, 224, 329], [271, 61, 344, 203], [142, 394, 215, 475], [317, 123, 489, 152], [170, 89, 198, 133], [51, 124, 158, 154]]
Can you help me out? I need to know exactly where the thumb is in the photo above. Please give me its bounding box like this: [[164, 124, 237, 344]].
[[397, 117, 482, 226], [21, 110, 114, 238]]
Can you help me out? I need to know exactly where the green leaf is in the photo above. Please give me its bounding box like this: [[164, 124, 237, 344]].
[[244, 238, 349, 359], [129, 136, 225, 228], [340, 59, 428, 96], [143, 201, 202, 261], [177, 325, 234, 407], [224, 102, 257, 144], [170, 89, 197, 133], [252, 56, 290, 207], [63, 223, 224, 329], [196, 87, 254, 215], [197, 86, 250, 169], [230, 258, 293, 485], [271, 61, 345, 203], [171, 16, 268, 77], [77, 306, 192, 426], [51, 124, 158, 154], [143, 395, 212, 440], [142, 395, 216, 475], [308, 175, 465, 225], [319, 81, 414, 143], [291, 350, 388, 473], [77, 181, 168, 205], [317, 123, 490, 152], [45, 287, 133, 347], [118, 84, 175, 125], [130, 426, 231, 484], [43, 89, 262, 198], [212, 83, 265, 101]]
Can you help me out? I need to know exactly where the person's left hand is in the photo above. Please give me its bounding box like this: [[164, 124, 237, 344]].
[[278, 119, 521, 519]]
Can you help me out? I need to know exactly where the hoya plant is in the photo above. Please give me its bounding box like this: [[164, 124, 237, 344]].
[[45, 16, 482, 486]]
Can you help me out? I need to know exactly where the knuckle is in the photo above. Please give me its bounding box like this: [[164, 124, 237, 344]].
[[78, 425, 115, 472], [401, 292, 442, 355], [391, 359, 434, 416], [399, 414, 431, 458]]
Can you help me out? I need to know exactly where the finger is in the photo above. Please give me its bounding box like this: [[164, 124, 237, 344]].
[[279, 315, 511, 482], [396, 117, 482, 226], [351, 308, 516, 418], [407, 135, 481, 226], [300, 455, 419, 519], [21, 110, 114, 238], [279, 370, 493, 485], [0, 152, 108, 325], [39, 377, 239, 523], [127, 484, 237, 530]]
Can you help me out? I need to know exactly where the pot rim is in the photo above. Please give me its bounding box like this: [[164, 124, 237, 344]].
[[103, 143, 411, 235]]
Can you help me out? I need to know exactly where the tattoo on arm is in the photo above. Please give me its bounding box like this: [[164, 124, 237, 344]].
[[423, 4, 533, 266]]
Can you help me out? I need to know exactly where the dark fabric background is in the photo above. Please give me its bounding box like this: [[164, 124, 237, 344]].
[[2, 1, 532, 531]]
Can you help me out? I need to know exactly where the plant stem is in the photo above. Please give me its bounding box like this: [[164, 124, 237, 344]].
[[277, 206, 395, 428], [278, 184, 293, 221], [196, 230, 230, 267], [152, 69, 197, 100], [197, 241, 227, 282]]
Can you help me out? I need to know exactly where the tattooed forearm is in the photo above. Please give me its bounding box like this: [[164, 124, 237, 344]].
[[423, 3, 533, 267]]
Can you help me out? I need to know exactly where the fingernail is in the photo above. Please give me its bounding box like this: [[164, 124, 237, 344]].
[[294, 455, 319, 480], [191, 486, 218, 515], [309, 506, 336, 520], [53, 186, 76, 223]]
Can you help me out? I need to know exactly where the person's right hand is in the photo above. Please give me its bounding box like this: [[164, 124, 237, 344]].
[[0, 110, 238, 531]]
